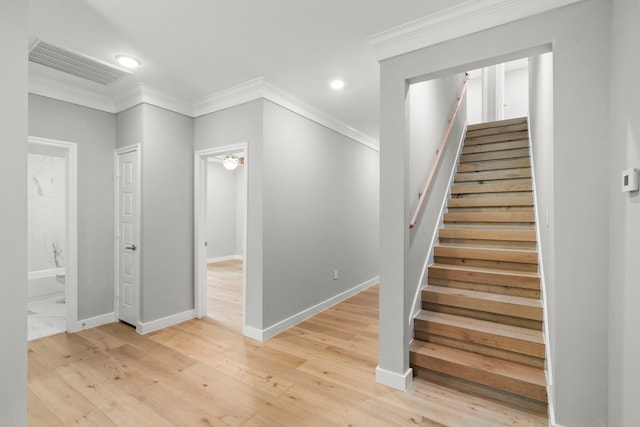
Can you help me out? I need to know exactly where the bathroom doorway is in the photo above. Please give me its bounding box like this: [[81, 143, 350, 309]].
[[27, 137, 77, 341]]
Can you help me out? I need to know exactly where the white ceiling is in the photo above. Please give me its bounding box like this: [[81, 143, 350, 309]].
[[28, 0, 470, 141]]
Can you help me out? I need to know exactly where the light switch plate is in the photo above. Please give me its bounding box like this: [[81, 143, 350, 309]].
[[622, 168, 639, 192]]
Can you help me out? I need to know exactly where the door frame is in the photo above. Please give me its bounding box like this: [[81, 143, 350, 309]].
[[114, 144, 142, 329], [28, 136, 78, 332], [194, 142, 248, 327]]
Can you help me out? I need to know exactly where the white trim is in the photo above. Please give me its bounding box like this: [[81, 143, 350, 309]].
[[27, 267, 65, 281], [375, 366, 413, 391], [114, 144, 142, 329], [113, 83, 194, 116], [194, 143, 249, 326], [206, 255, 243, 264], [68, 312, 117, 333], [28, 136, 78, 337], [193, 78, 264, 117], [193, 77, 380, 151], [137, 309, 196, 335], [367, 0, 585, 61], [253, 276, 379, 342], [242, 325, 264, 342], [29, 73, 116, 113]]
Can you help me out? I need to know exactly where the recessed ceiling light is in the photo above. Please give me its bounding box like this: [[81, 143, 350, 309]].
[[330, 79, 345, 90], [115, 54, 141, 69]]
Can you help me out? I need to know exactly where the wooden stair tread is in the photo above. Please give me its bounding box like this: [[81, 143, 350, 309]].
[[423, 285, 542, 321], [465, 124, 529, 140], [447, 196, 533, 208], [460, 148, 530, 163], [455, 168, 532, 183], [410, 341, 547, 402], [444, 211, 535, 223], [414, 311, 544, 346], [464, 131, 530, 146], [439, 228, 536, 242], [461, 139, 529, 154], [457, 157, 531, 173], [451, 182, 532, 194], [466, 117, 527, 132], [428, 263, 540, 289], [434, 245, 538, 265]]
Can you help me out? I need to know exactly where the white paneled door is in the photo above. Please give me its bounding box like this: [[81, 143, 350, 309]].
[[117, 148, 139, 326]]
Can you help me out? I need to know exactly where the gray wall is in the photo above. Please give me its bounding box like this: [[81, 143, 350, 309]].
[[116, 105, 144, 148], [29, 94, 117, 320], [408, 74, 466, 318], [195, 100, 264, 328], [609, 0, 640, 426], [195, 99, 379, 332], [0, 0, 28, 422], [262, 100, 379, 328], [139, 104, 194, 322], [378, 1, 610, 424], [207, 162, 241, 260]]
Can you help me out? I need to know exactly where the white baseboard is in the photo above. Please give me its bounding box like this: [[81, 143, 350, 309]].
[[376, 366, 413, 391], [242, 324, 264, 341], [207, 255, 243, 264], [248, 276, 379, 342], [137, 309, 195, 335], [68, 312, 116, 333]]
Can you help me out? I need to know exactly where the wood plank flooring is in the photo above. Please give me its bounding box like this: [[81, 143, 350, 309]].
[[27, 262, 548, 426]]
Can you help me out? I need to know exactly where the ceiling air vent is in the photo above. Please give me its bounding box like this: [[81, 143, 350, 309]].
[[29, 39, 132, 86]]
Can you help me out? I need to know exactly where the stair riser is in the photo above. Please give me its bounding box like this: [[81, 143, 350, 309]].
[[455, 168, 532, 183], [411, 353, 547, 402], [428, 267, 540, 289], [429, 277, 540, 298], [413, 369, 548, 414], [466, 120, 528, 137], [451, 182, 532, 195], [439, 238, 536, 250], [461, 139, 529, 154], [434, 257, 538, 272], [460, 149, 530, 163], [464, 131, 530, 146], [444, 212, 535, 223], [447, 196, 533, 208], [421, 303, 543, 330], [414, 319, 545, 358], [422, 290, 543, 321], [434, 247, 538, 265], [439, 228, 536, 242], [457, 157, 530, 173], [467, 117, 527, 132], [413, 333, 544, 368]]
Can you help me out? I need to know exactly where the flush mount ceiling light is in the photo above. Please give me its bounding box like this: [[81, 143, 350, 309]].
[[222, 155, 240, 170], [115, 54, 141, 69], [330, 79, 345, 90]]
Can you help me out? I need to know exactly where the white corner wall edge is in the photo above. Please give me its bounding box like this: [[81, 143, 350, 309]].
[[137, 309, 196, 335], [367, 0, 586, 61], [29, 73, 116, 113], [375, 366, 413, 391], [249, 276, 379, 342], [67, 312, 117, 333]]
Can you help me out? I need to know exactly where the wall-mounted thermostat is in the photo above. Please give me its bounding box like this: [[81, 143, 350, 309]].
[[621, 168, 639, 192]]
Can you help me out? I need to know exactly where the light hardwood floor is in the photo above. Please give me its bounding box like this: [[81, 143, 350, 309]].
[[27, 262, 548, 426]]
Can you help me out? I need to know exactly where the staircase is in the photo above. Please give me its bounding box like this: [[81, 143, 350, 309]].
[[410, 117, 548, 414]]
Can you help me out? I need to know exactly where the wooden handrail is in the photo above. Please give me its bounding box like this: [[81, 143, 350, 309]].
[[409, 73, 470, 230]]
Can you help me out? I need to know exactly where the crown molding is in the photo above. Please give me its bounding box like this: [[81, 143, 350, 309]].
[[29, 72, 379, 149], [113, 83, 194, 116], [194, 77, 379, 150], [29, 73, 116, 113], [367, 0, 585, 61]]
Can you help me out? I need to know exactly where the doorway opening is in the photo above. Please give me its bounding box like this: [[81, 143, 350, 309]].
[[194, 144, 248, 334], [27, 137, 77, 341]]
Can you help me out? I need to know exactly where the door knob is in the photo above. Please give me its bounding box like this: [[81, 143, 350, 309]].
[[125, 244, 137, 251]]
